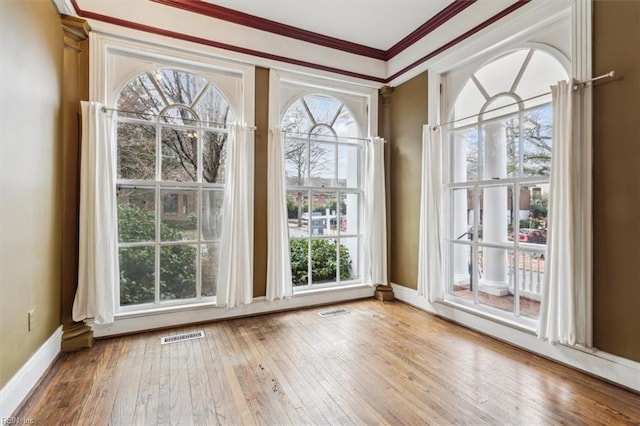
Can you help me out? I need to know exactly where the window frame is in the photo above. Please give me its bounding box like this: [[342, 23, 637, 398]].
[[283, 101, 365, 289], [269, 70, 378, 292], [442, 47, 566, 326], [426, 1, 592, 337], [115, 107, 231, 312], [91, 33, 255, 315]]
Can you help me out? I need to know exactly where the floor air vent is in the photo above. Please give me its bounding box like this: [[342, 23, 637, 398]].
[[160, 330, 205, 345], [318, 308, 349, 317]]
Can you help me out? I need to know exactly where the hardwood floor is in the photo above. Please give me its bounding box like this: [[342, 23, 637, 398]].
[[16, 299, 640, 425]]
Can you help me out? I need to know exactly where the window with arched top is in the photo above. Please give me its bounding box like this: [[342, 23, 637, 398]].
[[115, 68, 234, 308], [282, 94, 363, 288], [444, 48, 568, 325]]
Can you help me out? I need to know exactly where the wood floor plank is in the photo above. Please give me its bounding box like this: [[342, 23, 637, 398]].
[[77, 337, 128, 425], [229, 320, 303, 425], [14, 299, 640, 425], [110, 333, 145, 425], [186, 330, 215, 425], [241, 316, 320, 425], [250, 316, 346, 425]]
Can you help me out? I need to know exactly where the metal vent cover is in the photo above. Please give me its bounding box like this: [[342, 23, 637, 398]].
[[160, 330, 205, 345], [318, 308, 350, 317]]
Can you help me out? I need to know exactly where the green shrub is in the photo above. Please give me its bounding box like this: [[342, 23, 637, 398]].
[[290, 239, 352, 285], [118, 205, 196, 305], [163, 212, 197, 230]]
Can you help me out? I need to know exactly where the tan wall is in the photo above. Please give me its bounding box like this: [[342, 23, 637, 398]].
[[388, 73, 428, 289], [386, 4, 640, 362], [592, 0, 640, 362], [0, 1, 63, 388]]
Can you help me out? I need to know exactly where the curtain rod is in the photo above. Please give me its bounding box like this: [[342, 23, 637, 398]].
[[435, 92, 550, 129], [100, 106, 257, 130], [573, 71, 616, 90], [434, 71, 616, 130], [282, 131, 384, 143]]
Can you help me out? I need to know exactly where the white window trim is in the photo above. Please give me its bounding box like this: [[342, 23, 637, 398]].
[[90, 32, 256, 316], [269, 70, 379, 294], [424, 1, 592, 338], [269, 69, 378, 137], [90, 32, 255, 127], [441, 48, 565, 326]]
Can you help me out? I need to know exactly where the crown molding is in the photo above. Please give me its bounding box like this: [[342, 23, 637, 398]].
[[152, 0, 479, 62], [386, 0, 531, 83], [386, 0, 477, 59], [69, 0, 533, 85], [152, 0, 387, 60]]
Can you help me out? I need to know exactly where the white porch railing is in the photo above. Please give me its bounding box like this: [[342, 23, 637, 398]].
[[508, 249, 545, 301]]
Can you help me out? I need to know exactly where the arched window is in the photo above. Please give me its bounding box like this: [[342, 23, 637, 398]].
[[445, 48, 568, 324], [282, 94, 363, 288], [115, 68, 234, 308]]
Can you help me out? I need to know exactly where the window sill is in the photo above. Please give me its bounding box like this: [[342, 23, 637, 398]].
[[114, 299, 219, 320], [92, 284, 374, 337], [293, 282, 370, 297], [440, 296, 538, 335]]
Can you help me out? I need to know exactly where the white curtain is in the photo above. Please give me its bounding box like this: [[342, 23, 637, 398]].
[[417, 125, 444, 302], [266, 127, 293, 300], [216, 123, 254, 308], [72, 101, 118, 325], [363, 136, 388, 285], [538, 80, 589, 346]]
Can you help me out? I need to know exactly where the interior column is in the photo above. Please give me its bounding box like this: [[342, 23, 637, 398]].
[[60, 16, 94, 350]]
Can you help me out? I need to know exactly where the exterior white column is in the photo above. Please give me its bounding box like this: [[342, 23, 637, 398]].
[[479, 121, 509, 296], [344, 132, 359, 277], [453, 132, 470, 285]]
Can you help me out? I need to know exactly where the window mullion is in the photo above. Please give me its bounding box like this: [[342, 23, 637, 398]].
[[513, 181, 521, 318], [147, 71, 170, 107], [329, 104, 343, 127], [472, 181, 480, 305], [510, 49, 534, 93], [155, 183, 161, 304], [155, 119, 162, 304], [307, 189, 312, 286]]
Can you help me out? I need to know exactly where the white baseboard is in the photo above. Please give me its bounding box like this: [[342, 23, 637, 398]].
[[93, 285, 374, 337], [0, 326, 62, 419], [391, 283, 640, 393]]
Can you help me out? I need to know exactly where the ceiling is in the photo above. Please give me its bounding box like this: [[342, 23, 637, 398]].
[[61, 0, 556, 86], [204, 0, 455, 51]]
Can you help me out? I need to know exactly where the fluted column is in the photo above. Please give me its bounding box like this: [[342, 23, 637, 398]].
[[479, 121, 509, 295], [60, 16, 94, 351], [376, 86, 394, 300]]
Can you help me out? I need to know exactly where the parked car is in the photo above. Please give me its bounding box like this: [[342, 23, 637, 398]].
[[519, 228, 546, 244], [300, 212, 322, 223]]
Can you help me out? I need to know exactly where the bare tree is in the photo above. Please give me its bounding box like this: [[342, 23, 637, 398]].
[[281, 101, 333, 226], [117, 69, 231, 243], [461, 110, 552, 180], [506, 111, 552, 176]]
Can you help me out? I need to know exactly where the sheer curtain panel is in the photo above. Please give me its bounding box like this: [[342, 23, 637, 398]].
[[417, 125, 444, 302], [216, 124, 254, 308], [266, 128, 293, 300], [538, 81, 589, 346], [363, 136, 388, 285], [72, 101, 117, 325]]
